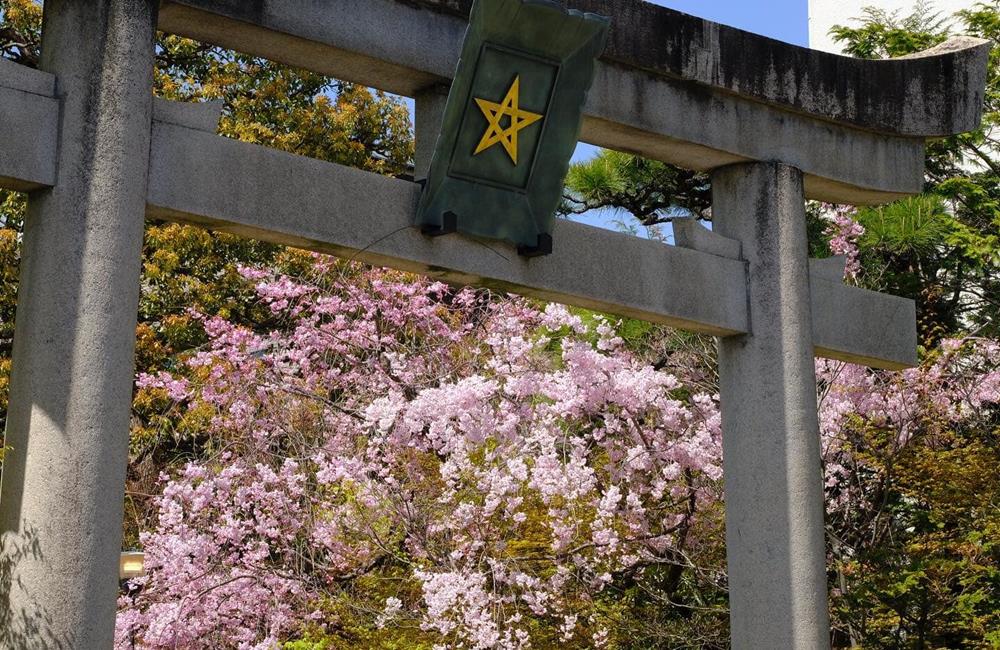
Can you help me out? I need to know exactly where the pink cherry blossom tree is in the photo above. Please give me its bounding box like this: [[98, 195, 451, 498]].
[[117, 260, 726, 649], [117, 247, 999, 648]]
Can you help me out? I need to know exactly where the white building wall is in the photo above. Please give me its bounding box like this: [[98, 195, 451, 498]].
[[809, 0, 974, 53]]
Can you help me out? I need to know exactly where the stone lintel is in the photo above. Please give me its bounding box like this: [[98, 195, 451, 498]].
[[411, 0, 990, 138], [152, 97, 224, 133], [0, 84, 58, 190], [673, 217, 742, 260], [0, 86, 922, 369], [809, 256, 848, 283], [147, 121, 750, 336], [157, 0, 938, 204], [812, 277, 918, 370], [0, 56, 56, 97], [146, 121, 918, 369]]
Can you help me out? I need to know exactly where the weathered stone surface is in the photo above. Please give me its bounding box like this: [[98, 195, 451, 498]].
[[0, 85, 58, 191], [809, 255, 848, 282], [0, 2, 158, 648], [713, 161, 831, 649], [147, 120, 750, 336], [673, 217, 742, 260], [156, 0, 932, 204], [413, 86, 449, 180], [410, 0, 990, 138], [0, 57, 55, 97], [0, 89, 925, 369], [0, 59, 58, 190], [812, 277, 918, 369], [584, 58, 927, 205], [160, 0, 989, 137], [145, 117, 917, 369], [152, 96, 223, 132]]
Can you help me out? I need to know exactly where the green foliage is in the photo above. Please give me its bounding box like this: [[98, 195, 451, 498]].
[[805, 202, 836, 258], [593, 500, 730, 649], [0, 0, 40, 66], [0, 0, 39, 431], [828, 1, 949, 59], [858, 196, 956, 258], [822, 14, 1000, 646], [829, 418, 1000, 647], [155, 34, 413, 175], [0, 192, 22, 422], [851, 196, 973, 337], [831, 2, 1000, 342], [562, 149, 711, 225]]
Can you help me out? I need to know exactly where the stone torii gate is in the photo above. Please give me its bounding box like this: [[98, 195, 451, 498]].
[[0, 1, 988, 648]]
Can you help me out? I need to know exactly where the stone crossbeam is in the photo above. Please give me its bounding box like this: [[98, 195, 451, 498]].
[[145, 113, 915, 369], [147, 120, 750, 338], [0, 55, 918, 368], [156, 0, 988, 205], [0, 59, 57, 191], [0, 70, 918, 368], [414, 0, 988, 137]]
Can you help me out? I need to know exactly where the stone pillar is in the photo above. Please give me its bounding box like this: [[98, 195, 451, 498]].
[[0, 1, 157, 647], [413, 84, 449, 181], [712, 162, 831, 649]]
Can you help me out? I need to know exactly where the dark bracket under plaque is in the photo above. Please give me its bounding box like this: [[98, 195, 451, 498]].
[[421, 211, 459, 237], [415, 0, 609, 257], [517, 233, 553, 257]]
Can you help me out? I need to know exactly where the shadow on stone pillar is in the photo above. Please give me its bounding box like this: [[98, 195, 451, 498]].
[[712, 161, 831, 649], [0, 1, 158, 647]]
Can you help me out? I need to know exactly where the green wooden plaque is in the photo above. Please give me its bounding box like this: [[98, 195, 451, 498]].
[[415, 0, 610, 256]]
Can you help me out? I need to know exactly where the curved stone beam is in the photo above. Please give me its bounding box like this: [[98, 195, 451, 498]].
[[417, 0, 991, 138], [157, 0, 989, 204]]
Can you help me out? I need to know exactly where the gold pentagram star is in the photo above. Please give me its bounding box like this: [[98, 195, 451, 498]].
[[472, 76, 543, 165]]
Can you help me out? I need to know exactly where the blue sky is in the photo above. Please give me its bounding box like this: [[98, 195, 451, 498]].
[[569, 0, 808, 231], [648, 0, 809, 47]]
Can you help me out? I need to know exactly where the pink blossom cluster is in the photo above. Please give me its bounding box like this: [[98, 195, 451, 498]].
[[118, 264, 724, 648], [117, 259, 1000, 648], [817, 337, 1000, 506], [117, 460, 313, 649], [135, 371, 191, 402], [822, 204, 867, 279]]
